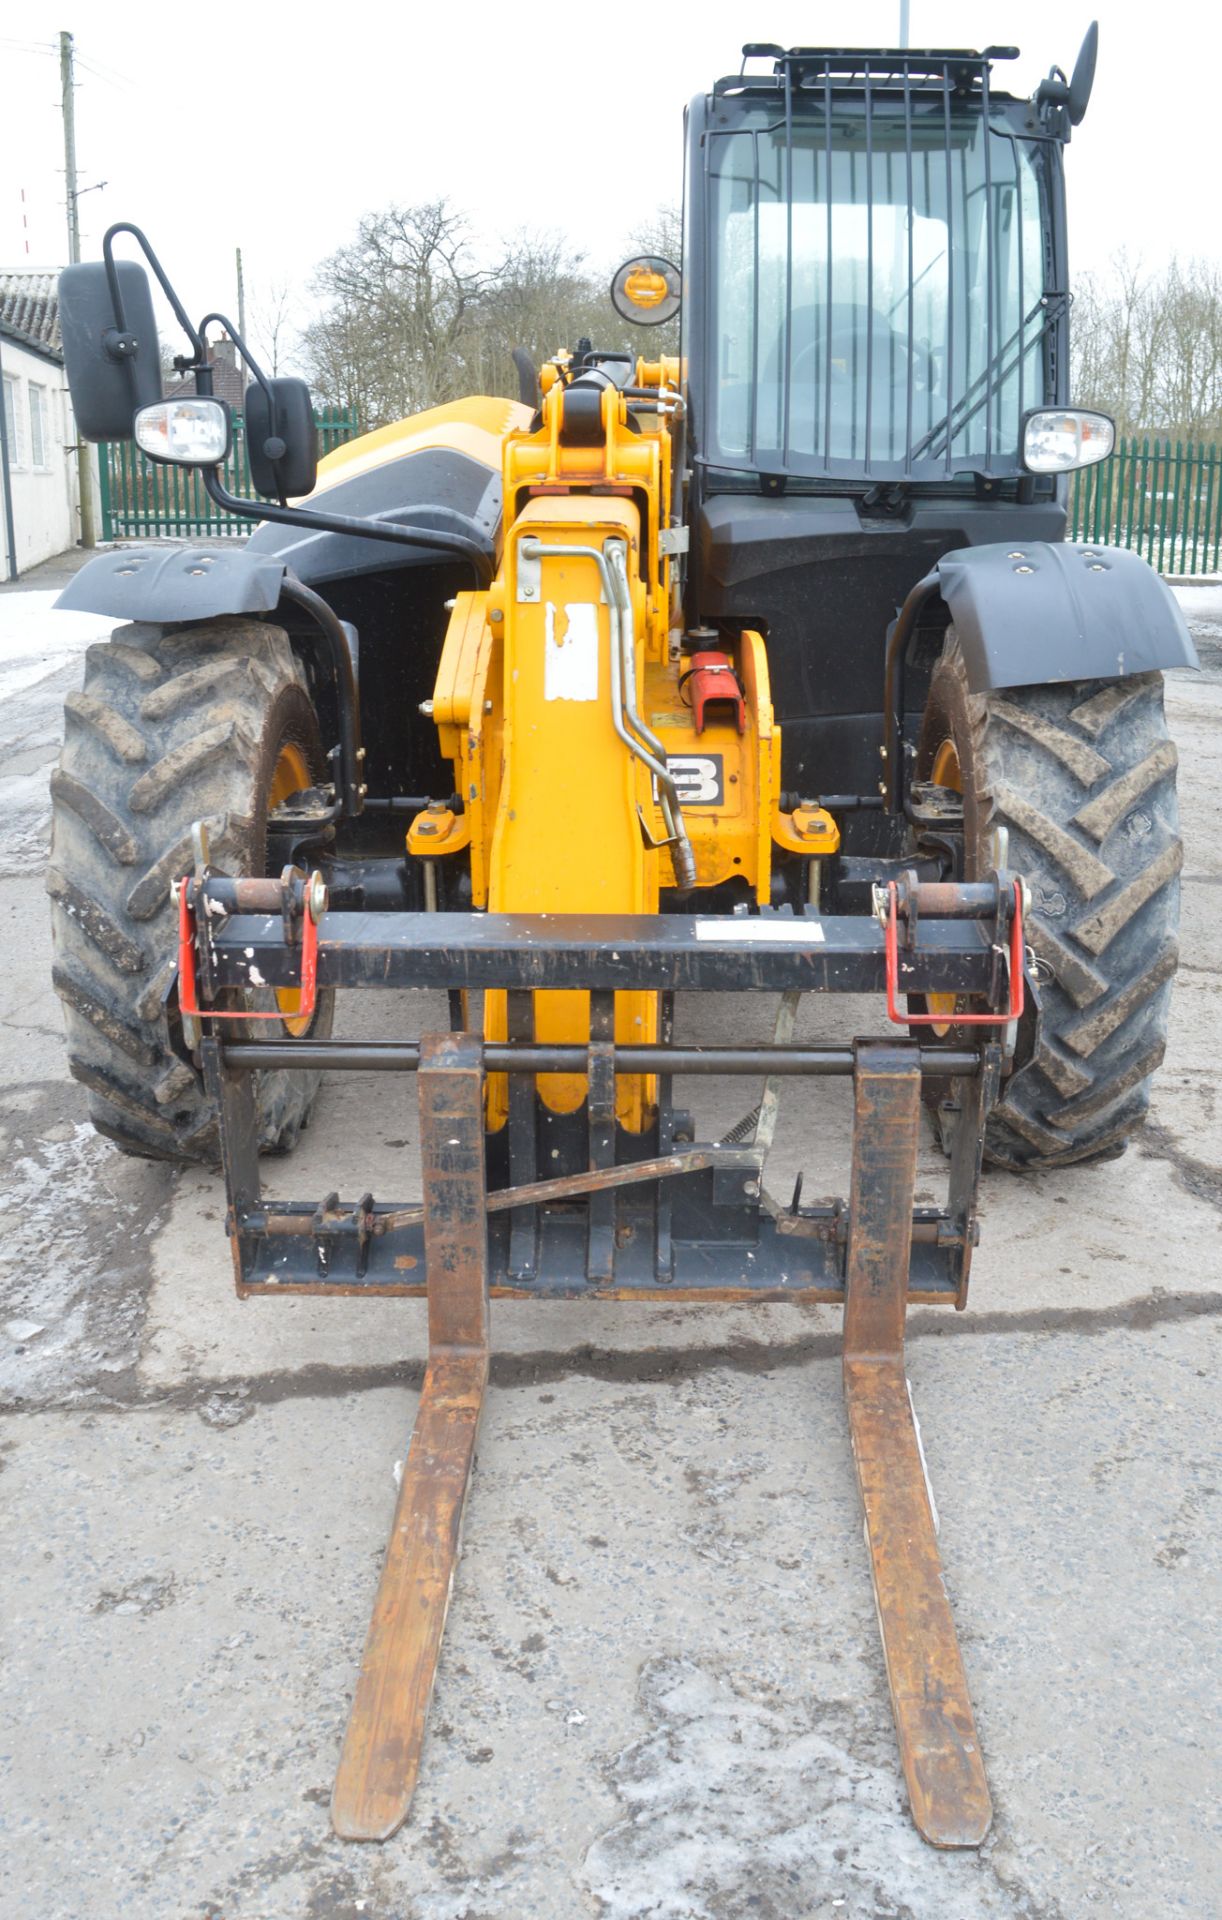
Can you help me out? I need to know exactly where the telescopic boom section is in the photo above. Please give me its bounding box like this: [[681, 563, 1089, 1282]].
[[418, 354, 790, 1140]]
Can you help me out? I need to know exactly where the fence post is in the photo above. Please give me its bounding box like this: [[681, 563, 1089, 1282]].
[[1102, 432, 1117, 548], [97, 444, 113, 540]]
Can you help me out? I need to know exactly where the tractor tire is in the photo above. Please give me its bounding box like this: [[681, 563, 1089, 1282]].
[[48, 615, 335, 1165], [916, 636, 1181, 1170]]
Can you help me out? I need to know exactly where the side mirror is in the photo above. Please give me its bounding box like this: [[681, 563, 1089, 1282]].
[[1035, 20, 1098, 137], [246, 376, 318, 499], [58, 260, 164, 441], [610, 256, 682, 327], [1068, 21, 1098, 126]]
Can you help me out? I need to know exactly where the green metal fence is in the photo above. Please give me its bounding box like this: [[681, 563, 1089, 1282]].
[[99, 416, 1221, 570], [1069, 435, 1222, 576], [98, 407, 360, 540]]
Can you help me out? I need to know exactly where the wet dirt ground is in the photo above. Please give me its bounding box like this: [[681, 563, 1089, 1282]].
[[1, 555, 1219, 1919]]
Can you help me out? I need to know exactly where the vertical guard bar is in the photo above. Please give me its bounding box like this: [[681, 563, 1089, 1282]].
[[654, 991, 676, 1283], [506, 990, 538, 1279], [981, 58, 995, 471], [202, 1035, 261, 1225], [843, 1043, 992, 1848], [942, 72, 956, 475], [864, 61, 874, 473], [586, 990, 616, 1282], [331, 1032, 490, 1841]]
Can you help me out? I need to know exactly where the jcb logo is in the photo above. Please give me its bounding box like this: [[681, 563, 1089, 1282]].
[[667, 754, 724, 806]]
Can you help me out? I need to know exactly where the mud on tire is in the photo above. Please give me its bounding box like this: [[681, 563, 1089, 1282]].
[[917, 637, 1181, 1170], [48, 615, 335, 1164]]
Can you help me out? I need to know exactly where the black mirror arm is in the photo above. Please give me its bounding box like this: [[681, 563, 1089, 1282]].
[[197, 311, 288, 505], [199, 466, 496, 586], [198, 311, 272, 391], [102, 222, 205, 362]]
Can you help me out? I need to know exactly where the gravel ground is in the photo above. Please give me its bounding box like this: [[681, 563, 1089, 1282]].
[[0, 552, 1218, 1920]]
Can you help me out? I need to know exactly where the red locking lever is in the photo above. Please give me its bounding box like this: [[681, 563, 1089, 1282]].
[[177, 877, 320, 1024], [885, 878, 1025, 1028]]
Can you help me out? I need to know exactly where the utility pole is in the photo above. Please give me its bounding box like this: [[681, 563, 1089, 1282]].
[[899, 2, 910, 49], [60, 29, 96, 548], [236, 247, 247, 342]]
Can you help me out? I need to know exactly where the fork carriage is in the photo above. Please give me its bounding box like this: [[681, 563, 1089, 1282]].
[[182, 859, 1021, 1845]]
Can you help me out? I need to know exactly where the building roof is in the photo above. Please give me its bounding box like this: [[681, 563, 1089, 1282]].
[[0, 272, 63, 364]]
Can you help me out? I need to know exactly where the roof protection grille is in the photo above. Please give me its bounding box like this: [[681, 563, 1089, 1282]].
[[715, 46, 1020, 100]]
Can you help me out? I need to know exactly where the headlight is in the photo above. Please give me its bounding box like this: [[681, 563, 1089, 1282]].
[[1022, 408, 1114, 474], [134, 397, 231, 466]]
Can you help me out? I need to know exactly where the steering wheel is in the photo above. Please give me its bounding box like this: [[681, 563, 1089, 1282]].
[[791, 315, 939, 398], [791, 315, 903, 382]]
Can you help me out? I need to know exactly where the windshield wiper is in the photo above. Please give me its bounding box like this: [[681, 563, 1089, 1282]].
[[909, 292, 1068, 467]]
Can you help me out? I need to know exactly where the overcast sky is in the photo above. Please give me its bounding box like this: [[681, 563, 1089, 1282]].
[[2, 0, 1218, 370]]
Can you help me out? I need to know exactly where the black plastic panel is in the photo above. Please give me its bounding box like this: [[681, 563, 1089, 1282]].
[[938, 539, 1199, 689], [56, 544, 287, 620], [248, 447, 502, 585]]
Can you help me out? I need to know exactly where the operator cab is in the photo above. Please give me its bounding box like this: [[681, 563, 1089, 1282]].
[[697, 48, 1054, 483], [681, 42, 1100, 841]]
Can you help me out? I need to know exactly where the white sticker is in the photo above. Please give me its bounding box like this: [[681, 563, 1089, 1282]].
[[544, 601, 599, 701], [694, 920, 825, 943]]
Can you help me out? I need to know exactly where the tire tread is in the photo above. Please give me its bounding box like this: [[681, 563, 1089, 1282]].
[[919, 643, 1181, 1170], [49, 617, 332, 1165]]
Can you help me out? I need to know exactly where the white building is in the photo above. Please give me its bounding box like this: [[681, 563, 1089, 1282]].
[[0, 273, 92, 579]]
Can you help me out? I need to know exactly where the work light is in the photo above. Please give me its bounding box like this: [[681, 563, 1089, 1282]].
[[1022, 408, 1114, 473], [134, 397, 231, 465]]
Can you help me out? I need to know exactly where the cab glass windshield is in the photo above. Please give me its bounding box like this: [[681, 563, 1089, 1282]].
[[707, 101, 1048, 477]]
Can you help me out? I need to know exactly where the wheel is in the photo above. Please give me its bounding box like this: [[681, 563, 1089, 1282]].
[[48, 615, 336, 1164], [915, 635, 1181, 1170]]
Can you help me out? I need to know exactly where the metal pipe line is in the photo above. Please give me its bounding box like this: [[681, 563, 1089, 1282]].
[[220, 1040, 981, 1077], [517, 537, 696, 888]]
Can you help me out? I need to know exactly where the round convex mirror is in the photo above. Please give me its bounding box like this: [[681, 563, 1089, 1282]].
[[610, 256, 681, 326]]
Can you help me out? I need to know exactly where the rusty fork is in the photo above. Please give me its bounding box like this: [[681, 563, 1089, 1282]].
[[331, 1032, 490, 1842], [843, 1043, 992, 1847], [331, 1032, 992, 1847]]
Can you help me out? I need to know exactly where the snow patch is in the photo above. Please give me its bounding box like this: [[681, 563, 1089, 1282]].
[[0, 1120, 165, 1405], [0, 590, 115, 703], [582, 1656, 1019, 1919], [0, 587, 116, 873]]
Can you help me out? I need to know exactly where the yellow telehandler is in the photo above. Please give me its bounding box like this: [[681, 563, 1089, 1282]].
[[50, 29, 1193, 1847]]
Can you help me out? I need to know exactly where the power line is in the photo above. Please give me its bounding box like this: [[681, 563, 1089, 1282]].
[[75, 52, 135, 91]]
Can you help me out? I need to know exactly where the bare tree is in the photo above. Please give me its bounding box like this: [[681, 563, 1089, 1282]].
[[299, 199, 688, 424], [1072, 253, 1222, 440], [628, 205, 682, 268], [249, 278, 296, 378], [470, 231, 609, 396], [1154, 260, 1222, 438], [300, 200, 494, 426]]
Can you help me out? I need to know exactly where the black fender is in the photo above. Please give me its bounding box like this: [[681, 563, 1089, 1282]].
[[935, 540, 1198, 691], [56, 546, 367, 817], [55, 544, 289, 622]]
